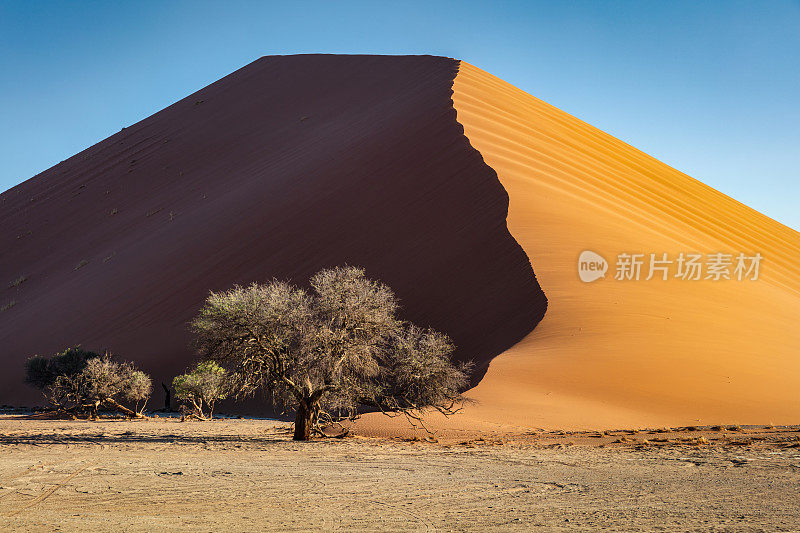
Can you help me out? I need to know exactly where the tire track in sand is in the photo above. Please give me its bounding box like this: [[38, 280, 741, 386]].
[[4, 460, 97, 517]]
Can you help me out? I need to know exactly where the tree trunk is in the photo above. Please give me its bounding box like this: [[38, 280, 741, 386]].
[[104, 398, 144, 418], [161, 383, 171, 411], [293, 401, 313, 441]]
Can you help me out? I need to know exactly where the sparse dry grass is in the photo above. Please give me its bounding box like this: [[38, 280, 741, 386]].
[[1, 299, 16, 312], [8, 275, 27, 288]]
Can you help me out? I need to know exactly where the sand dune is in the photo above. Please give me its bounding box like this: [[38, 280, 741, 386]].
[[446, 61, 800, 430], [2, 55, 798, 431], [0, 55, 546, 408]]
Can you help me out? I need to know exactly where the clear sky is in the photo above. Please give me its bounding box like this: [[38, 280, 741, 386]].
[[2, 1, 798, 229]]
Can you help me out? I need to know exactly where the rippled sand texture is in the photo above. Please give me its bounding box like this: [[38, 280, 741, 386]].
[[451, 61, 800, 430]]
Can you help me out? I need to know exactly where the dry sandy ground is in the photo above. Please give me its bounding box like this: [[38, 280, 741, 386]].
[[1, 415, 799, 531]]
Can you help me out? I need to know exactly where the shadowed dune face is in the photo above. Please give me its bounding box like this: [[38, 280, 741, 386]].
[[0, 55, 547, 407], [448, 61, 800, 429]]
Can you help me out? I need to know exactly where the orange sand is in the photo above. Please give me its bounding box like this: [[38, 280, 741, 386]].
[[452, 61, 800, 430], [358, 61, 800, 435]]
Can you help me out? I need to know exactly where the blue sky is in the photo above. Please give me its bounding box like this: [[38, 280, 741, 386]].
[[1, 0, 798, 229]]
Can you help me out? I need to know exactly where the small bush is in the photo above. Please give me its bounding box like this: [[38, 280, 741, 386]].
[[25, 348, 151, 417], [125, 370, 153, 411], [9, 275, 27, 288], [76, 356, 152, 415], [173, 361, 232, 419]]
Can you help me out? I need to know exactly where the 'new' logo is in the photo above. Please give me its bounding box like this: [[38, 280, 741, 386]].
[[578, 251, 607, 282]]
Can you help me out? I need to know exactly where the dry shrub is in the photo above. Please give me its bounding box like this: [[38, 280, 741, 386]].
[[173, 361, 232, 420], [25, 348, 151, 417], [193, 266, 470, 440]]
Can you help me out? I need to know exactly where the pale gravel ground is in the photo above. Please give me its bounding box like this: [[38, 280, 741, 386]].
[[1, 416, 799, 531]]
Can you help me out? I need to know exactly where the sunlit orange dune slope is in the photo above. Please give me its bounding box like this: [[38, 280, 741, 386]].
[[357, 60, 800, 436], [454, 61, 800, 430]]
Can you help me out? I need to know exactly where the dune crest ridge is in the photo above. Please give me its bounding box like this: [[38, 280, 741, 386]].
[[447, 61, 800, 430]]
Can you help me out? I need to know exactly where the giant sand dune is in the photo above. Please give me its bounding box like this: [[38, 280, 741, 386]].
[[2, 55, 798, 431]]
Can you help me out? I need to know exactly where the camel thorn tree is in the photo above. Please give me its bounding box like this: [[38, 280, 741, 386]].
[[192, 266, 471, 440]]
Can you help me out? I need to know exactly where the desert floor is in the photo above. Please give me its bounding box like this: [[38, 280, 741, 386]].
[[1, 415, 799, 532]]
